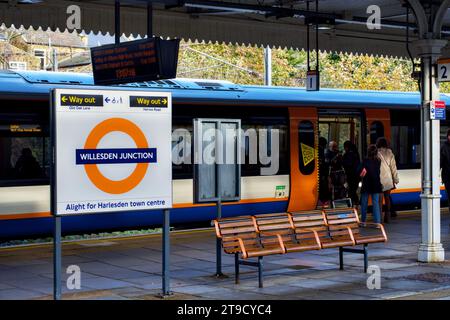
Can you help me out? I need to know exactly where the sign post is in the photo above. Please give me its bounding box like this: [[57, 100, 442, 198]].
[[53, 216, 61, 300], [193, 119, 241, 277], [51, 88, 172, 299]]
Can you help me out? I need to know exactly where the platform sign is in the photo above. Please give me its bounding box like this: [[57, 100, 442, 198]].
[[438, 58, 450, 82], [51, 88, 172, 216], [91, 37, 180, 85], [430, 100, 446, 120]]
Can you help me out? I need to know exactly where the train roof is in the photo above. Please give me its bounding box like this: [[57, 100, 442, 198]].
[[0, 70, 449, 109]]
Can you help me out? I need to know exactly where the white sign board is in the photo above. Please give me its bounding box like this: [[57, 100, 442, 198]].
[[52, 88, 172, 216], [438, 58, 450, 82]]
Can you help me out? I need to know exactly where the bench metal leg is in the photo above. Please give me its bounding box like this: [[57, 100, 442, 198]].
[[258, 257, 263, 288], [235, 257, 264, 288], [339, 247, 344, 270], [234, 253, 239, 284], [341, 245, 370, 272]]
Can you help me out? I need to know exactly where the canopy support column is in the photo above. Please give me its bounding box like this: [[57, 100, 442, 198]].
[[408, 0, 449, 262], [414, 39, 447, 262]]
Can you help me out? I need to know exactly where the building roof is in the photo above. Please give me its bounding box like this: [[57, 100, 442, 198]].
[[57, 51, 91, 69]]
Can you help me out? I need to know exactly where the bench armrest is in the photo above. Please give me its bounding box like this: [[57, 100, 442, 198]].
[[213, 220, 222, 238], [359, 223, 388, 241], [343, 226, 356, 245], [275, 234, 287, 253], [236, 237, 248, 259]]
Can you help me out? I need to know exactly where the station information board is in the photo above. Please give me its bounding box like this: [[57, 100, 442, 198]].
[[90, 37, 180, 85], [51, 88, 172, 216]]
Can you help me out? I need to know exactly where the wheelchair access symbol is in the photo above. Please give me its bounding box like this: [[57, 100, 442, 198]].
[[77, 118, 156, 194]]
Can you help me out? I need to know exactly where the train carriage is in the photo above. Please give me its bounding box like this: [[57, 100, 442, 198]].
[[0, 70, 449, 239]]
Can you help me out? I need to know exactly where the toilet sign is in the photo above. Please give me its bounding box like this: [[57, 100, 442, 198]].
[[51, 88, 172, 216]]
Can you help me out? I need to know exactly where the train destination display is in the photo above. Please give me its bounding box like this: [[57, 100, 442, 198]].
[[90, 37, 180, 85], [51, 88, 172, 216]]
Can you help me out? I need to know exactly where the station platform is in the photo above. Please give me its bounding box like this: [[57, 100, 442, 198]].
[[1, 211, 450, 300]]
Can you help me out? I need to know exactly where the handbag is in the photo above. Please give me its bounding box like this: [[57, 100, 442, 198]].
[[378, 151, 396, 191]]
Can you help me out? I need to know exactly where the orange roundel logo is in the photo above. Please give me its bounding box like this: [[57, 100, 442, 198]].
[[82, 118, 149, 194]]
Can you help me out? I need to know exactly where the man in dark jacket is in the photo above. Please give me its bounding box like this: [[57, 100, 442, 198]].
[[326, 141, 347, 201], [441, 129, 450, 215]]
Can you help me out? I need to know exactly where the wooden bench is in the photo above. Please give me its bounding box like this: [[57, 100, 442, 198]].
[[213, 208, 388, 287], [324, 208, 388, 272], [213, 215, 285, 288], [289, 210, 355, 250]]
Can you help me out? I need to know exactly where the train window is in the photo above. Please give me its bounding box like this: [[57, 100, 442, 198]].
[[0, 111, 50, 186], [172, 122, 193, 179], [241, 123, 288, 176], [390, 109, 421, 169], [369, 121, 384, 144], [298, 120, 315, 175]]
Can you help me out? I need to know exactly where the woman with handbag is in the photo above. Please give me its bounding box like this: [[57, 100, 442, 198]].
[[359, 145, 383, 224], [376, 137, 399, 223]]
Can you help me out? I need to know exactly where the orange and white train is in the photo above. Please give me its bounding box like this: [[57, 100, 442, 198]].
[[0, 70, 448, 238]]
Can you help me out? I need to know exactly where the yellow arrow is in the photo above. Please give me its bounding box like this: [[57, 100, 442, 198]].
[[162, 98, 167, 105], [61, 96, 68, 103]]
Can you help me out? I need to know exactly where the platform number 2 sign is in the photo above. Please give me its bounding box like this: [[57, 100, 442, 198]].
[[438, 59, 450, 82]]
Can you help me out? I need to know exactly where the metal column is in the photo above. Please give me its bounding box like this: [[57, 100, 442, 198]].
[[215, 136, 223, 276], [114, 0, 121, 44], [53, 216, 62, 300], [215, 198, 223, 276], [52, 49, 58, 72], [162, 209, 172, 296], [147, 2, 153, 37], [264, 46, 272, 86], [408, 0, 449, 262], [417, 46, 446, 262]]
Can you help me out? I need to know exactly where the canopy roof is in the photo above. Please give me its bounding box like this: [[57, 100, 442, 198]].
[[0, 1, 449, 57]]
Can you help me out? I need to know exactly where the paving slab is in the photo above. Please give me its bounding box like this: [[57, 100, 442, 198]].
[[0, 211, 450, 300]]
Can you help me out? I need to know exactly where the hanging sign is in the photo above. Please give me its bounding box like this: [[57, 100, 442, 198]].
[[430, 100, 446, 120], [51, 88, 172, 216], [306, 70, 320, 91], [90, 37, 180, 85]]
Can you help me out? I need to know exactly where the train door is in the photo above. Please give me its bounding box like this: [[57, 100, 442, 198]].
[[318, 111, 363, 155], [317, 110, 363, 206]]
